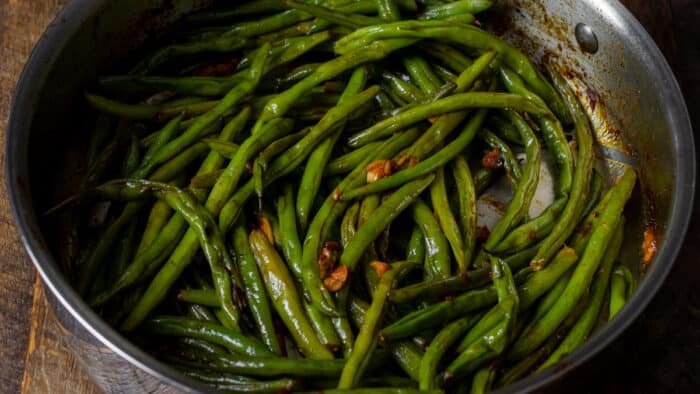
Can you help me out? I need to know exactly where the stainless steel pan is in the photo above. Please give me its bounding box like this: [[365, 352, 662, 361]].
[[5, 0, 695, 392]]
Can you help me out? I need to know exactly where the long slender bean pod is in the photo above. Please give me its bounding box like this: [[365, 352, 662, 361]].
[[530, 67, 595, 269], [343, 107, 489, 199], [451, 156, 477, 271], [412, 198, 451, 280], [338, 262, 417, 388], [142, 316, 272, 357], [538, 219, 625, 370], [483, 111, 541, 250], [508, 168, 636, 360], [249, 229, 335, 360]]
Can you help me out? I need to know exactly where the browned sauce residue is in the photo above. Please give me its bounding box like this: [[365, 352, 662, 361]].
[[642, 226, 657, 264], [323, 264, 348, 292], [195, 57, 239, 77], [476, 226, 491, 243], [318, 241, 340, 279], [370, 261, 392, 277], [482, 147, 502, 170], [257, 216, 274, 244]]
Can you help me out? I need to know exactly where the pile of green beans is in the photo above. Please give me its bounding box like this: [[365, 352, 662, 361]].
[[52, 0, 642, 392]]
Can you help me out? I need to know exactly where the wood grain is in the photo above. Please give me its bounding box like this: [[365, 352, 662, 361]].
[[20, 275, 100, 394], [0, 0, 99, 393], [0, 0, 696, 393]]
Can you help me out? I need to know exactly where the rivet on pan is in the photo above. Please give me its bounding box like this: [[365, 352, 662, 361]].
[[575, 23, 599, 54]]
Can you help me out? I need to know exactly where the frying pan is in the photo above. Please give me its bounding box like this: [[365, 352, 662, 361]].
[[5, 0, 695, 392]]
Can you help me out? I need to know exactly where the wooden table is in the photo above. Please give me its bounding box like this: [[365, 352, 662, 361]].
[[0, 1, 697, 393]]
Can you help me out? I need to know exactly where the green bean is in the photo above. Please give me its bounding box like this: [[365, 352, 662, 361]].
[[483, 111, 540, 250], [471, 366, 497, 394], [538, 219, 625, 370], [121, 114, 296, 329], [114, 32, 330, 97], [381, 71, 426, 103], [97, 183, 240, 332], [141, 316, 272, 357], [254, 39, 416, 129], [326, 142, 384, 177], [391, 244, 541, 304], [149, 142, 213, 183], [277, 183, 342, 351], [121, 133, 141, 178], [254, 127, 313, 200], [411, 198, 451, 280], [219, 9, 314, 38], [405, 51, 496, 160], [130, 35, 252, 75], [493, 198, 566, 255], [406, 225, 425, 264], [347, 92, 545, 148], [184, 0, 288, 23], [451, 156, 477, 271], [430, 168, 465, 273], [582, 170, 603, 218], [337, 202, 361, 357], [339, 176, 435, 275], [456, 247, 577, 353], [84, 93, 217, 121], [403, 55, 441, 96], [486, 114, 522, 145], [268, 62, 322, 91], [176, 336, 230, 358], [419, 0, 493, 20], [202, 138, 240, 159], [276, 184, 309, 284], [528, 271, 573, 326], [356, 194, 382, 290], [419, 314, 483, 389], [474, 166, 497, 195], [508, 168, 636, 361], [338, 262, 418, 388], [182, 369, 301, 393], [431, 63, 458, 83], [335, 22, 569, 122], [418, 42, 473, 74], [249, 229, 335, 360], [609, 264, 631, 320], [298, 66, 368, 232], [530, 67, 595, 269], [285, 1, 382, 28], [498, 286, 590, 386], [219, 87, 381, 319], [100, 74, 246, 98], [383, 246, 576, 342], [343, 107, 489, 199], [177, 289, 218, 307], [377, 0, 401, 21], [341, 202, 360, 250], [130, 50, 268, 181], [136, 200, 172, 254], [232, 223, 282, 355], [174, 352, 345, 378], [349, 296, 424, 381], [478, 128, 522, 183], [443, 257, 519, 383], [307, 390, 441, 394], [389, 271, 491, 304], [91, 109, 250, 306]]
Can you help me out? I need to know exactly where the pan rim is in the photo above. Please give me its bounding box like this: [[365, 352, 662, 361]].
[[4, 0, 695, 393]]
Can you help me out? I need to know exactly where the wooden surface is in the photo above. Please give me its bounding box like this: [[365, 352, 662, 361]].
[[0, 1, 697, 393]]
